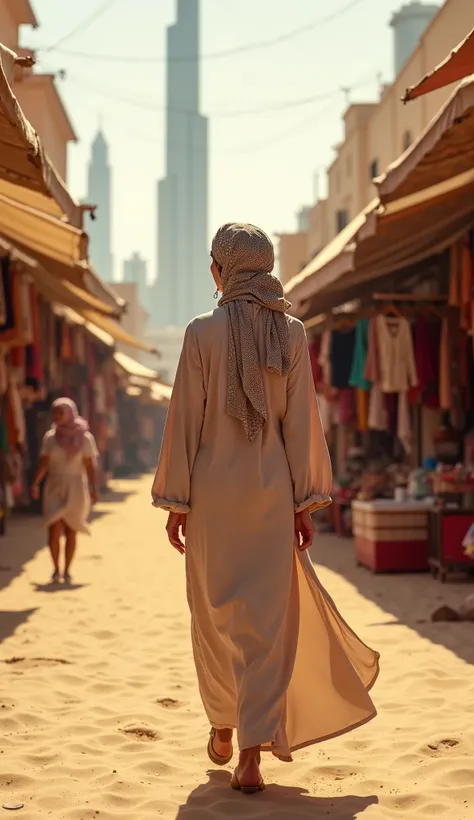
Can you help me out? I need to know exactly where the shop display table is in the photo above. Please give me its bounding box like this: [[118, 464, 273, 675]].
[[352, 499, 431, 573], [427, 508, 474, 582]]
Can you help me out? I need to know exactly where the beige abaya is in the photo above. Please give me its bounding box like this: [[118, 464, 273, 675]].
[[152, 306, 379, 760]]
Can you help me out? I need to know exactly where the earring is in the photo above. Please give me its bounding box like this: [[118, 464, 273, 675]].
[[214, 289, 219, 300]]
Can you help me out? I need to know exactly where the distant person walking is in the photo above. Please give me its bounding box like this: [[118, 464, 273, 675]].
[[152, 223, 379, 793], [31, 398, 98, 584]]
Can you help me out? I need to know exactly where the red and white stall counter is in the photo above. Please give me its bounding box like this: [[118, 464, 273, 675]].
[[352, 499, 431, 573]]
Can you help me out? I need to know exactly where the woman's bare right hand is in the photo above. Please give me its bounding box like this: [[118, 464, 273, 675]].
[[294, 508, 314, 551]]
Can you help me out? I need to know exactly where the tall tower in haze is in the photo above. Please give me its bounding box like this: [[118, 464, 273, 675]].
[[86, 130, 113, 281], [152, 0, 209, 327]]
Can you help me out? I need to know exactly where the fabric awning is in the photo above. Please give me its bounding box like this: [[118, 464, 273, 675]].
[[0, 192, 87, 263], [150, 382, 173, 405], [284, 200, 378, 311], [0, 237, 121, 317], [296, 178, 474, 320], [53, 304, 114, 347], [0, 191, 125, 315], [80, 310, 159, 355], [0, 43, 82, 227], [403, 29, 474, 102], [376, 75, 474, 205], [114, 350, 158, 381]]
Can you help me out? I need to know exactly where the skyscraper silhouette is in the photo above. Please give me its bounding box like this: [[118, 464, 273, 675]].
[[152, 0, 209, 327], [86, 129, 113, 281]]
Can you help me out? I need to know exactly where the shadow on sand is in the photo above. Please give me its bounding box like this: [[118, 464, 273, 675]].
[[311, 534, 474, 666], [176, 770, 378, 819], [31, 582, 87, 593], [0, 608, 38, 643], [0, 516, 46, 596]]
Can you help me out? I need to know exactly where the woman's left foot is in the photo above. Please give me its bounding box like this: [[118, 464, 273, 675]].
[[63, 572, 72, 584], [207, 728, 233, 766], [51, 570, 60, 584]]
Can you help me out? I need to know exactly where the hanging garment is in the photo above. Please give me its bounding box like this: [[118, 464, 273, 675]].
[[94, 374, 107, 414], [410, 317, 441, 409], [15, 276, 34, 346], [339, 387, 356, 425], [439, 317, 450, 411], [356, 388, 369, 432], [0, 258, 18, 343], [364, 318, 380, 383], [318, 331, 332, 389], [330, 328, 356, 389], [448, 242, 461, 307], [6, 380, 26, 446], [349, 319, 371, 391], [376, 315, 418, 393], [308, 337, 322, 390], [461, 241, 473, 330], [0, 347, 7, 395], [368, 385, 388, 431]]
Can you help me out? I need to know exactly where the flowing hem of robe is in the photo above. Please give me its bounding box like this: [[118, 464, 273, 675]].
[[198, 546, 380, 760]]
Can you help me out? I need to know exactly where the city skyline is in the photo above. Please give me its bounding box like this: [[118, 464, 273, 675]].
[[84, 129, 113, 282], [151, 0, 210, 327], [28, 0, 404, 293]]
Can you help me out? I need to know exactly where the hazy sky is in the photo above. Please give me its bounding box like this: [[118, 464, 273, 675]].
[[25, 0, 404, 282]]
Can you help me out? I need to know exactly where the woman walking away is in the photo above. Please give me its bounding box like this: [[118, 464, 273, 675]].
[[31, 398, 99, 584], [152, 223, 379, 793]]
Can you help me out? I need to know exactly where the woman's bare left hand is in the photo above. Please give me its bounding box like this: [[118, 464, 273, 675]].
[[294, 508, 314, 551], [166, 512, 187, 555]]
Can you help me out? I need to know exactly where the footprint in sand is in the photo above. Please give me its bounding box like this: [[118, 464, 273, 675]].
[[120, 727, 160, 741], [422, 738, 460, 755], [155, 698, 184, 710], [3, 657, 71, 668]]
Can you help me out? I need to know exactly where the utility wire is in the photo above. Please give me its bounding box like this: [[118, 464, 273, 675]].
[[42, 0, 122, 52], [63, 73, 376, 118], [66, 72, 372, 119], [65, 83, 345, 155], [37, 0, 366, 63]]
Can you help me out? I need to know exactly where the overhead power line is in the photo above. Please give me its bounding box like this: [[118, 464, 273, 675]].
[[37, 0, 366, 63], [64, 72, 376, 118], [42, 1, 121, 53]]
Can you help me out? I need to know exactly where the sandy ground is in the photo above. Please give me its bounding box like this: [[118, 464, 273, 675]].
[[0, 475, 473, 820]]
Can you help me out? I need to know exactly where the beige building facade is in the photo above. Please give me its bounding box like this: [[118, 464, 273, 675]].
[[110, 283, 149, 362], [280, 0, 474, 285], [0, 0, 76, 181]]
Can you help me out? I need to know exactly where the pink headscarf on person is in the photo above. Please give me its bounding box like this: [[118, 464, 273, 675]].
[[51, 397, 89, 457]]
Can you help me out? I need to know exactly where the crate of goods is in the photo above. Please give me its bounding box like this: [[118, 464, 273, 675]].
[[352, 500, 430, 572], [427, 508, 474, 582]]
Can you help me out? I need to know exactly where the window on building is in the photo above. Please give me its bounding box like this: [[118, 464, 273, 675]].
[[336, 210, 350, 233], [403, 130, 413, 151], [369, 159, 379, 180]]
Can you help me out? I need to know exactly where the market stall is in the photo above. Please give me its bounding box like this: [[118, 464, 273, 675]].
[[302, 254, 474, 577]]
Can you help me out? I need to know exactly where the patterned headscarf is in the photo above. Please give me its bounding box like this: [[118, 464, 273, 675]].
[[212, 222, 292, 443], [51, 397, 89, 458]]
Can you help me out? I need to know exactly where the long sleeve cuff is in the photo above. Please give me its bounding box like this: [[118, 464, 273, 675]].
[[152, 497, 190, 514], [295, 494, 332, 515]]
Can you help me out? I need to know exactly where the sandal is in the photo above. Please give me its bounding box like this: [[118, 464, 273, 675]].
[[207, 728, 233, 766], [230, 771, 265, 794], [51, 570, 60, 584]]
